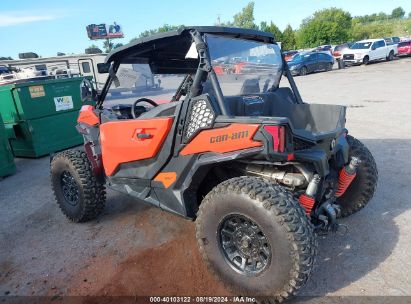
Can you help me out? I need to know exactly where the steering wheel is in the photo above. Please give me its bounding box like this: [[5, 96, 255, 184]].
[[131, 98, 159, 119]]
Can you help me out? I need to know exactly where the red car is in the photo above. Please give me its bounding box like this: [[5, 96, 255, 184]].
[[332, 43, 353, 60], [283, 50, 298, 61], [398, 40, 411, 56]]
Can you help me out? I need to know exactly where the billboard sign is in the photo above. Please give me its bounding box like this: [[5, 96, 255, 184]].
[[86, 23, 124, 40]]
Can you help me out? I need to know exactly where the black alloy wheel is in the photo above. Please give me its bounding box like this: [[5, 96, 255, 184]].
[[219, 214, 271, 276], [60, 170, 79, 206]]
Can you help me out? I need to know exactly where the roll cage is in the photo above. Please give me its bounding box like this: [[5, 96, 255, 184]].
[[96, 26, 303, 111]]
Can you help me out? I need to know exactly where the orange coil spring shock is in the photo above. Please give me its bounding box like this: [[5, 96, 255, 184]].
[[299, 194, 315, 215], [335, 157, 360, 198], [299, 174, 321, 216]]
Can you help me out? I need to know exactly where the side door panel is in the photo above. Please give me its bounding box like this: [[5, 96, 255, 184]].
[[376, 41, 385, 59], [369, 43, 377, 60], [308, 54, 318, 72], [78, 59, 98, 88], [380, 41, 387, 59], [100, 118, 174, 176], [318, 54, 326, 70]]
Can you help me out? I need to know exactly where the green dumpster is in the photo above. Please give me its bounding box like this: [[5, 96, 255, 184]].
[[0, 77, 94, 157], [0, 113, 16, 177]]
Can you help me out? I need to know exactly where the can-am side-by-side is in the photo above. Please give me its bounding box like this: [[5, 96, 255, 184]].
[[51, 26, 378, 302]]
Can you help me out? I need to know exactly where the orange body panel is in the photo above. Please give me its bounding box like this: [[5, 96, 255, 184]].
[[180, 123, 262, 156], [154, 172, 177, 188], [77, 105, 100, 126], [100, 118, 173, 176]]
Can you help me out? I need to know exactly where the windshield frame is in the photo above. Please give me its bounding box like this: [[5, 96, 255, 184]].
[[98, 29, 303, 111]]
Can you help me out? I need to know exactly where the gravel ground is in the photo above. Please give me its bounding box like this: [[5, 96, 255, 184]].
[[0, 57, 410, 302]]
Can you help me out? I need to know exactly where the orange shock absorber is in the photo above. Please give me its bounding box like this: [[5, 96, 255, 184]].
[[299, 194, 315, 215], [335, 157, 360, 198], [299, 175, 320, 216]]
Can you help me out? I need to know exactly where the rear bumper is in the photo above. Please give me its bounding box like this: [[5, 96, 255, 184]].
[[343, 58, 363, 64]]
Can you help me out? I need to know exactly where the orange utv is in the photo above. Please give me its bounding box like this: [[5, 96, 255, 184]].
[[51, 27, 378, 302]]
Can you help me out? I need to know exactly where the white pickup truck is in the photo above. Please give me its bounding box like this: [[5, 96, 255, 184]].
[[341, 38, 396, 65]]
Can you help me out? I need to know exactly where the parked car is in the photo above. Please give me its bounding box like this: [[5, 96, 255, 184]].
[[283, 50, 298, 61], [0, 65, 11, 75], [314, 45, 332, 52], [341, 39, 396, 65], [384, 36, 400, 45], [332, 43, 353, 60], [397, 40, 411, 57], [384, 37, 399, 55], [287, 51, 334, 76]]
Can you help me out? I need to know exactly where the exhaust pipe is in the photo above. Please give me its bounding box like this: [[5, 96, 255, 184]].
[[242, 164, 307, 187], [335, 157, 360, 198]]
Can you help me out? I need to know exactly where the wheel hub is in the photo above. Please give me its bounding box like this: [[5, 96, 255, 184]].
[[219, 214, 271, 275], [60, 171, 79, 206]]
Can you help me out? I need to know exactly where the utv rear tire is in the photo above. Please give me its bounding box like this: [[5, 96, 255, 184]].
[[336, 136, 378, 217], [196, 177, 317, 302], [51, 150, 106, 222]]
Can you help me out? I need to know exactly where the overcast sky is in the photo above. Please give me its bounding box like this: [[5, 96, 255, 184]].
[[1, 0, 411, 58]]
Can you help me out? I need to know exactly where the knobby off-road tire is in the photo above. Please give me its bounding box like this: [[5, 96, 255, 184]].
[[337, 135, 378, 217], [196, 177, 317, 302], [50, 149, 106, 222]]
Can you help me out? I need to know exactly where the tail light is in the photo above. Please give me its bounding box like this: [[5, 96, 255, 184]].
[[264, 125, 285, 153]]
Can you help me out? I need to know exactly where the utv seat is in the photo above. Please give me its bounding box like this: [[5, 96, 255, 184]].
[[240, 79, 260, 94], [138, 101, 181, 119], [224, 87, 297, 116]]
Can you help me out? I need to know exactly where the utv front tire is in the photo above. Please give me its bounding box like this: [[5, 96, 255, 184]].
[[337, 136, 378, 217], [51, 150, 106, 222], [196, 177, 316, 302]]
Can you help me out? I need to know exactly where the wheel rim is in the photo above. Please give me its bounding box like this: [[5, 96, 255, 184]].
[[301, 67, 307, 75], [60, 171, 79, 206], [218, 214, 271, 276]]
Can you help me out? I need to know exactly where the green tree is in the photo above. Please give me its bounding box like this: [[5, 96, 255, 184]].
[[350, 19, 394, 41], [260, 21, 283, 41], [232, 1, 257, 29], [103, 40, 114, 53], [391, 7, 405, 19], [86, 44, 102, 53], [409, 12, 411, 18], [299, 8, 352, 48], [113, 43, 123, 49], [282, 24, 296, 50], [130, 24, 183, 42]]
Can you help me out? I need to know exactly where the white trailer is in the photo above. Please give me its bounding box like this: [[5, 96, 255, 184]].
[[0, 53, 108, 90], [0, 54, 160, 94]]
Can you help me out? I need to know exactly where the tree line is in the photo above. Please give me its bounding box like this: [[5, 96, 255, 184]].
[[128, 2, 411, 51]]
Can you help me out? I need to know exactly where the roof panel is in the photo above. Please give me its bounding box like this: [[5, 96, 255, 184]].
[[105, 26, 275, 64]]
